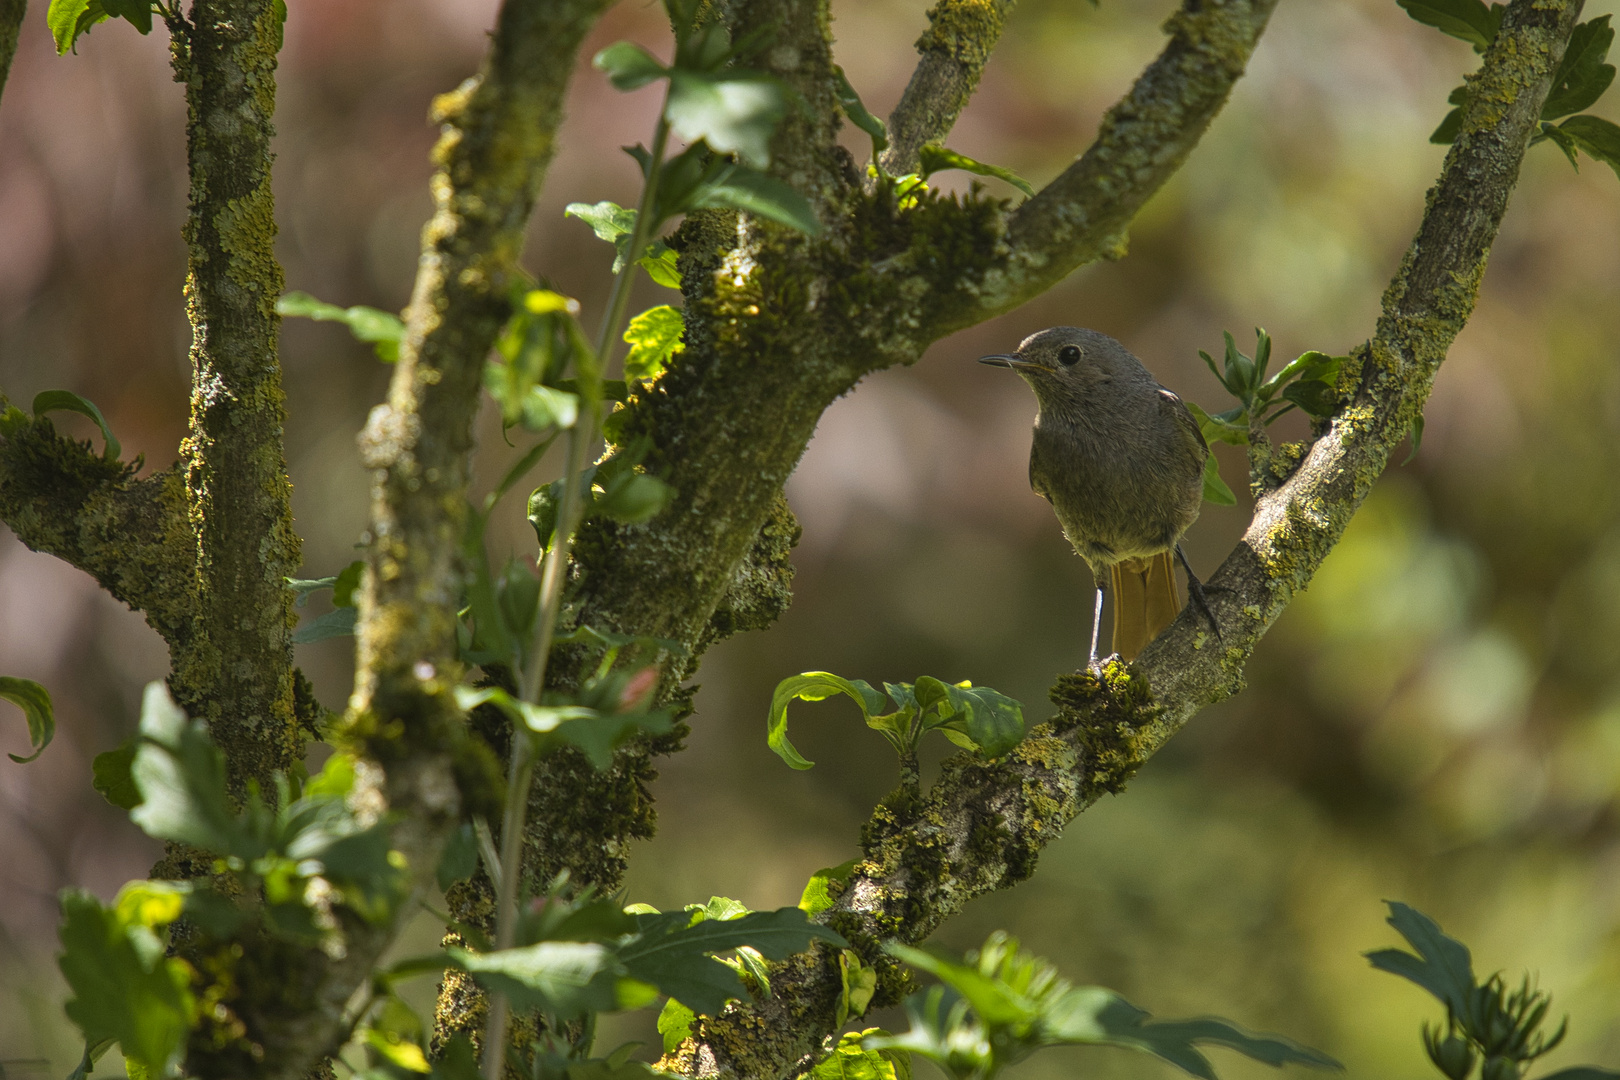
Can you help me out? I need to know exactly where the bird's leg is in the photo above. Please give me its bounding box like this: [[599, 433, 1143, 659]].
[[1088, 581, 1106, 669], [1175, 544, 1221, 640]]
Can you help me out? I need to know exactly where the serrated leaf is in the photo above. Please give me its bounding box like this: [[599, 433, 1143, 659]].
[[0, 676, 53, 763], [594, 41, 668, 91], [1091, 1005, 1341, 1078], [1397, 0, 1500, 51], [277, 292, 405, 363], [93, 739, 140, 809], [812, 1030, 908, 1080], [917, 143, 1034, 197], [1559, 114, 1620, 181], [293, 605, 357, 644], [449, 941, 626, 1018], [692, 165, 821, 234], [58, 887, 194, 1078], [1543, 17, 1615, 120], [33, 390, 120, 460], [666, 72, 786, 169], [1201, 454, 1237, 506], [623, 305, 686, 382], [621, 906, 845, 1015], [638, 243, 683, 288], [1365, 900, 1477, 1018], [47, 0, 105, 53], [767, 673, 887, 770], [128, 682, 253, 859], [658, 998, 697, 1053]]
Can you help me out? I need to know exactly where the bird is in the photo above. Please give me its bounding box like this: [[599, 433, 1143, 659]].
[[980, 326, 1215, 665]]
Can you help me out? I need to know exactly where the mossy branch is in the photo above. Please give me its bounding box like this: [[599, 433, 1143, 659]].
[[970, 0, 1281, 321], [168, 0, 301, 800], [661, 1, 1582, 1076], [879, 0, 1018, 177], [0, 0, 23, 103], [0, 396, 196, 645]]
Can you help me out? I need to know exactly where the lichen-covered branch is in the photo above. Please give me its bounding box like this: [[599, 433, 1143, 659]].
[[970, 0, 1280, 321], [878, 0, 1017, 178], [167, 0, 302, 800], [0, 396, 196, 645], [660, 3, 1581, 1077], [0, 0, 24, 103]]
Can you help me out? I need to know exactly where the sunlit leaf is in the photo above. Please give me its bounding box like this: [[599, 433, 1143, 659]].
[[666, 72, 787, 169], [767, 673, 887, 770], [1201, 454, 1237, 507], [917, 144, 1034, 197], [623, 306, 686, 382], [277, 291, 406, 363]]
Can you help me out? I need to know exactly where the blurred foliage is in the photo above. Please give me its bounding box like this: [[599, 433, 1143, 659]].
[[2, 0, 1620, 1076]]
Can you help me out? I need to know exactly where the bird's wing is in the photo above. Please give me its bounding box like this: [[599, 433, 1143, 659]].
[[1158, 387, 1210, 458], [1027, 440, 1052, 501]]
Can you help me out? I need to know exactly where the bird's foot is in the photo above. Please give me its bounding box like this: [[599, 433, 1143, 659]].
[[1175, 545, 1223, 641]]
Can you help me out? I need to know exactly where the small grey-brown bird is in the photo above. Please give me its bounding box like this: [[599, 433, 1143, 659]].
[[980, 326, 1214, 665]]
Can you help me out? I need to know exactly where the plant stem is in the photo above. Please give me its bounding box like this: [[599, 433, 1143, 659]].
[[479, 112, 671, 1080]]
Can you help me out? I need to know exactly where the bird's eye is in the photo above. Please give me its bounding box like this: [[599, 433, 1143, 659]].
[[1058, 344, 1082, 366]]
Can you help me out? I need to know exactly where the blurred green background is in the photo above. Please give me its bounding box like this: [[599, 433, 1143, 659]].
[[2, 0, 1619, 1075]]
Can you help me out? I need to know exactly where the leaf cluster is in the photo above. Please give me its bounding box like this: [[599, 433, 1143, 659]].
[[1189, 329, 1350, 503], [1367, 901, 1620, 1080], [766, 672, 1026, 771], [0, 675, 54, 763], [61, 684, 409, 1076], [45, 0, 194, 54], [1402, 1, 1620, 182], [868, 932, 1340, 1080]]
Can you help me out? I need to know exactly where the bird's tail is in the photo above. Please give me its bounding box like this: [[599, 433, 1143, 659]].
[[1110, 551, 1180, 662]]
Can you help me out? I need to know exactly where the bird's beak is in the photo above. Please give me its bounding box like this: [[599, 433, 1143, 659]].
[[979, 354, 1040, 371]]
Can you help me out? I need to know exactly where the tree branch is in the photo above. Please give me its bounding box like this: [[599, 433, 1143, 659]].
[[0, 0, 23, 104], [878, 0, 1017, 178], [166, 0, 302, 800], [970, 0, 1280, 321], [0, 398, 197, 645], [663, 1, 1583, 1076]]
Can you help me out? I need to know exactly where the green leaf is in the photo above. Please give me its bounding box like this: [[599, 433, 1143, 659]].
[[799, 858, 860, 917], [47, 0, 106, 53], [620, 906, 846, 1015], [276, 291, 406, 363], [1186, 401, 1248, 447], [623, 305, 686, 382], [766, 672, 887, 770], [1396, 0, 1502, 51], [436, 821, 479, 891], [1262, 350, 1344, 396], [33, 390, 120, 460], [567, 201, 640, 273], [332, 559, 364, 609], [833, 65, 888, 155], [58, 885, 194, 1078], [594, 41, 669, 91], [666, 72, 787, 169], [1540, 1070, 1620, 1080], [1403, 414, 1426, 465], [293, 605, 357, 644], [1431, 106, 1465, 145], [1280, 379, 1338, 420], [658, 997, 697, 1053], [93, 739, 141, 809], [1365, 900, 1477, 1018], [1201, 454, 1237, 507], [692, 165, 821, 234], [449, 941, 627, 1018], [812, 1030, 909, 1080], [917, 144, 1034, 197], [1082, 1003, 1342, 1079], [940, 683, 1025, 759], [67, 1037, 118, 1080], [0, 676, 53, 763], [638, 243, 683, 288], [1543, 121, 1584, 168], [1558, 114, 1620, 181], [128, 682, 255, 859], [595, 472, 675, 524], [99, 0, 151, 33], [1543, 16, 1615, 120]]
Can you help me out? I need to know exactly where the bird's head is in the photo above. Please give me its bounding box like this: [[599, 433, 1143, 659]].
[[978, 326, 1147, 403]]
